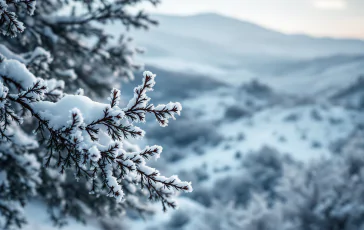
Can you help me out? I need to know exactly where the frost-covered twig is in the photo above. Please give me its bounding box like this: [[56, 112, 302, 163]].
[[125, 71, 182, 127], [0, 0, 36, 37]]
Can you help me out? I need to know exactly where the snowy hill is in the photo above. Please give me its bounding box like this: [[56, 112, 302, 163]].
[[261, 54, 364, 95], [120, 14, 364, 226], [139, 13, 364, 59], [124, 69, 364, 230], [99, 13, 364, 94], [330, 75, 364, 109], [127, 66, 364, 183]]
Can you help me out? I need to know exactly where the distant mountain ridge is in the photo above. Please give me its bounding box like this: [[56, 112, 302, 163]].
[[105, 13, 364, 94], [133, 13, 364, 59]]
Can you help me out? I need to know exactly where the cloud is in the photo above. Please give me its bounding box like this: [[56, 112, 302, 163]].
[[313, 0, 347, 9]]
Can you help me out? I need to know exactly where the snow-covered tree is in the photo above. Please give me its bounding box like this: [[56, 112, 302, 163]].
[[1, 0, 158, 96], [240, 131, 364, 230], [198, 147, 289, 207], [239, 193, 283, 230], [0, 1, 193, 229], [279, 131, 364, 230], [150, 147, 294, 230], [159, 135, 364, 230], [147, 198, 248, 230]]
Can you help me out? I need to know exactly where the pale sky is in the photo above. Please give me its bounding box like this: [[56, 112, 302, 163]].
[[141, 0, 364, 39]]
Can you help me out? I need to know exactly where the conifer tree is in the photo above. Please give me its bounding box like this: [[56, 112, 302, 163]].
[[0, 1, 192, 229]]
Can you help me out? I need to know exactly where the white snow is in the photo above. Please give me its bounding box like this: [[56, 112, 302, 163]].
[[33, 95, 108, 129], [0, 59, 38, 89]]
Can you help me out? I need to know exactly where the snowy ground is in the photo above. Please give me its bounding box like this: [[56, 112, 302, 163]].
[[144, 81, 363, 192]]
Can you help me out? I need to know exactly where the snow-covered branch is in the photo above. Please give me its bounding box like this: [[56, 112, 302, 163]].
[[0, 0, 36, 37], [0, 53, 192, 228], [0, 1, 193, 228], [1, 0, 159, 96], [125, 71, 182, 127]]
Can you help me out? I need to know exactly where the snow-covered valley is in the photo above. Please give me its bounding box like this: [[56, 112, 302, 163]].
[[23, 13, 364, 230], [122, 13, 364, 230]]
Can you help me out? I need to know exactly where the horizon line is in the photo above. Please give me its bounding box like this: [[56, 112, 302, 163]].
[[151, 11, 364, 41]]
